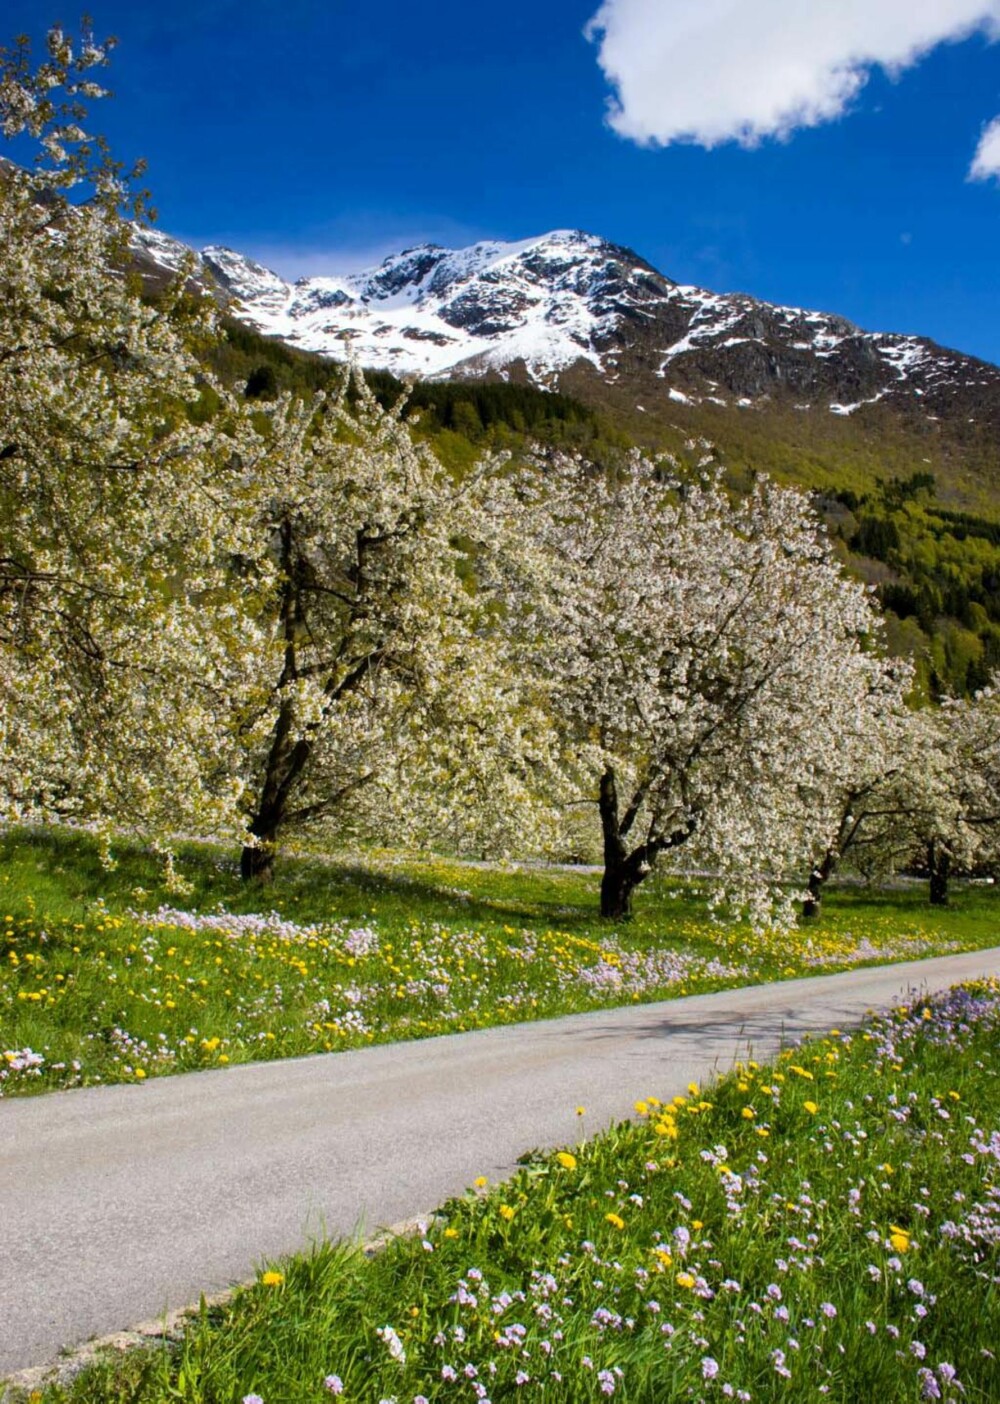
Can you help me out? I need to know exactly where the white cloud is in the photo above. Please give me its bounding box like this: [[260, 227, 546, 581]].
[[585, 0, 1000, 148], [970, 114, 1000, 179]]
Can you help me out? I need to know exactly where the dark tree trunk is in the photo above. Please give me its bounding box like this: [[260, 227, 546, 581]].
[[802, 850, 838, 920], [596, 767, 699, 919], [600, 768, 626, 918], [928, 840, 951, 906], [240, 837, 276, 883], [929, 870, 949, 906], [238, 650, 313, 882], [600, 856, 640, 920], [599, 767, 645, 920], [801, 883, 822, 922], [239, 752, 293, 882], [240, 802, 282, 881]]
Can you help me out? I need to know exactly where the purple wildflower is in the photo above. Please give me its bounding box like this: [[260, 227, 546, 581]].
[[918, 1369, 942, 1400]]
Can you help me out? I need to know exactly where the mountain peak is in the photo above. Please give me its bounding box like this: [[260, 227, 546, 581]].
[[172, 227, 677, 381], [129, 223, 1000, 424]]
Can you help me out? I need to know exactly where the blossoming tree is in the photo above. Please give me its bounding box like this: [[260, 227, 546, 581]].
[[903, 682, 1000, 903], [0, 25, 262, 845], [0, 26, 560, 875], [797, 658, 914, 917], [530, 456, 893, 922], [226, 379, 561, 879]]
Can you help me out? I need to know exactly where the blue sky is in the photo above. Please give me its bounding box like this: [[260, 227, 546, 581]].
[[6, 0, 1000, 362]]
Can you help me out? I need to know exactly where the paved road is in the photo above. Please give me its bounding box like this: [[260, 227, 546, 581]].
[[3, 947, 1000, 1377]]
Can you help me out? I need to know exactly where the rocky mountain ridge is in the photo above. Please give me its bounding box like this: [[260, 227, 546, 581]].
[[131, 223, 1000, 451]]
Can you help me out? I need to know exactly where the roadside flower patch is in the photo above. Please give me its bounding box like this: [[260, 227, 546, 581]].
[[41, 980, 1000, 1403], [1, 834, 995, 1097]]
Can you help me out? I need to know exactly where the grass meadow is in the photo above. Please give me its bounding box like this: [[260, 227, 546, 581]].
[[22, 978, 1000, 1403], [3, 826, 1000, 1097]]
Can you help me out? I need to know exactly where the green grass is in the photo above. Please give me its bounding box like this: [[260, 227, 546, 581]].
[[25, 978, 1000, 1402], [2, 826, 999, 1098]]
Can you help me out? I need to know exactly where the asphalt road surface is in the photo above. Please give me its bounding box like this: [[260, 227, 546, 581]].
[[4, 947, 1000, 1377]]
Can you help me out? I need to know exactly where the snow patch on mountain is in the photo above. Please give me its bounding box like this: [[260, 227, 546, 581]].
[[131, 227, 194, 276]]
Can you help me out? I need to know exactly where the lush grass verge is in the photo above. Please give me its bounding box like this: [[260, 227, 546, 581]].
[[3, 826, 1000, 1097], [24, 979, 1000, 1403]]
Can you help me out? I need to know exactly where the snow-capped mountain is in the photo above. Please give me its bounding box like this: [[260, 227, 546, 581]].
[[130, 225, 1000, 425], [133, 227, 671, 380]]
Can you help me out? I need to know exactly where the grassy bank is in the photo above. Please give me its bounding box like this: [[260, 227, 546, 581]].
[[2, 827, 999, 1098], [26, 979, 1000, 1402]]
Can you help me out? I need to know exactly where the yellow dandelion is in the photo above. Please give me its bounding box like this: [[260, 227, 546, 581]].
[[260, 1270, 284, 1287], [443, 1227, 459, 1239], [803, 1101, 819, 1114], [605, 1212, 625, 1230], [676, 1271, 696, 1289], [889, 1226, 912, 1253], [474, 1176, 489, 1188], [741, 1106, 755, 1119], [556, 1152, 578, 1170], [499, 1204, 515, 1221]]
